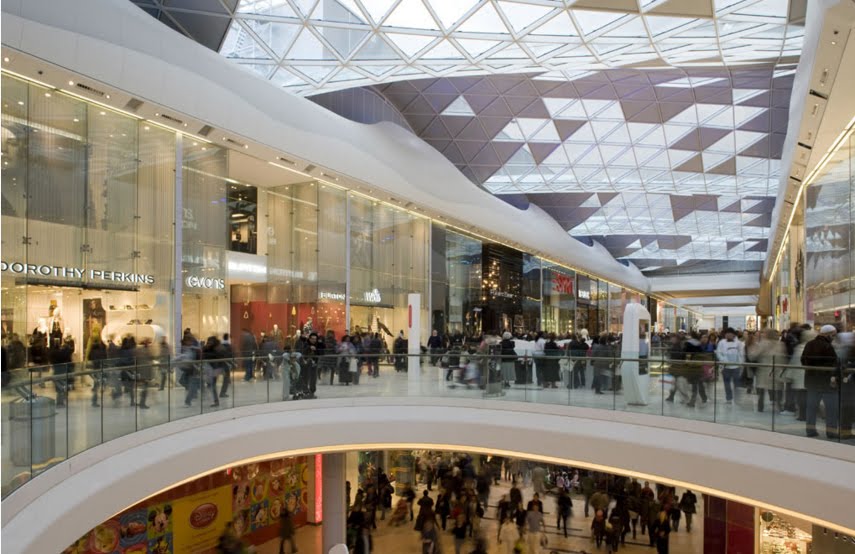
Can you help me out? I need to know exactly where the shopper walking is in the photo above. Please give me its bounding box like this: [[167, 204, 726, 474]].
[[278, 507, 298, 554], [240, 328, 257, 382], [801, 325, 841, 438], [678, 490, 697, 532], [716, 328, 745, 404]]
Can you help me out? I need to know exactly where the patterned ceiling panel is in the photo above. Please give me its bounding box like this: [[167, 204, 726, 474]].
[[131, 0, 804, 273], [133, 0, 805, 96], [371, 66, 791, 269]]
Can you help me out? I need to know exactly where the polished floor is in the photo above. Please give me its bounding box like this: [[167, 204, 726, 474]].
[[254, 479, 704, 553], [3, 360, 850, 494]]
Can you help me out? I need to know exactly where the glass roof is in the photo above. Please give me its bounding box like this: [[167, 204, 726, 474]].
[[130, 0, 805, 272], [368, 66, 793, 268], [206, 0, 805, 95]]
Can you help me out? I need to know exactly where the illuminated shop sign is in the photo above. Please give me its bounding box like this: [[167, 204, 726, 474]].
[[578, 289, 591, 300], [551, 273, 574, 295], [185, 275, 225, 290], [319, 291, 346, 301], [363, 288, 382, 303], [1, 261, 154, 285], [490, 289, 515, 299]]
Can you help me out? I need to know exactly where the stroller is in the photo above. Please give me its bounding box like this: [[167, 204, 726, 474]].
[[387, 498, 410, 527]]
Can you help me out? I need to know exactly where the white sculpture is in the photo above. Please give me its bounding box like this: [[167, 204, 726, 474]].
[[621, 302, 652, 406]]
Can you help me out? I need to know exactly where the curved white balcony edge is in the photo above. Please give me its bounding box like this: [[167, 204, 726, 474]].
[[2, 398, 854, 553]]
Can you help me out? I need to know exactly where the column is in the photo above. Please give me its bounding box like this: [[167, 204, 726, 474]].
[[322, 452, 347, 554]]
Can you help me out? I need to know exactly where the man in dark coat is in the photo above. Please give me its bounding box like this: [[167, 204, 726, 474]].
[[801, 325, 841, 438]]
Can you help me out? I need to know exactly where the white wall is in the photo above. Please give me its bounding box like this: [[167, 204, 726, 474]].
[[3, 398, 854, 554]]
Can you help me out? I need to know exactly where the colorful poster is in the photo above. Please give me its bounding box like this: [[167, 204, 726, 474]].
[[172, 485, 232, 554], [64, 455, 309, 554]]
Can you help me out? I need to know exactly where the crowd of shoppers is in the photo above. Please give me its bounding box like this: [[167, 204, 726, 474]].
[[336, 453, 703, 554], [2, 319, 853, 441]]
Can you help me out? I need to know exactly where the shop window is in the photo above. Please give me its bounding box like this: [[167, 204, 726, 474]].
[[228, 184, 258, 254]]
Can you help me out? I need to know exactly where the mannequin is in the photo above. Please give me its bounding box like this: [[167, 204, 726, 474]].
[[49, 307, 64, 349], [271, 324, 284, 347], [302, 317, 314, 335], [30, 318, 49, 366]]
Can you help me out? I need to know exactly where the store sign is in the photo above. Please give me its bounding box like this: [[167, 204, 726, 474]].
[[320, 291, 345, 301], [363, 288, 382, 303], [578, 289, 591, 300], [490, 288, 515, 299], [552, 274, 574, 295], [1, 261, 154, 285], [185, 275, 225, 290]]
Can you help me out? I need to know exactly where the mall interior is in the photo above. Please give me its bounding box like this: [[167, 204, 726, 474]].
[[1, 0, 855, 553]]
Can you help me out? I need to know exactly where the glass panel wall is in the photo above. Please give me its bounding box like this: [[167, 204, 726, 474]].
[[0, 74, 179, 480], [608, 283, 623, 334], [541, 261, 575, 336], [348, 195, 429, 342], [521, 254, 541, 335], [181, 141, 229, 341], [429, 226, 483, 338], [804, 133, 854, 328]]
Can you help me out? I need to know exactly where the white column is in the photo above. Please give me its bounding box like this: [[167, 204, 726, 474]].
[[407, 293, 421, 392], [322, 453, 347, 554]]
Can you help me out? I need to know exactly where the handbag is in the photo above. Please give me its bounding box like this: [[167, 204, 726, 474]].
[[540, 532, 549, 547], [348, 357, 358, 373]]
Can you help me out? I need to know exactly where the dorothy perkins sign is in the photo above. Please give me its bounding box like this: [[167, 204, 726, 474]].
[[1, 261, 155, 285]]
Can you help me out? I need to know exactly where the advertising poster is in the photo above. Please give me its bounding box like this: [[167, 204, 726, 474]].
[[83, 297, 106, 349], [63, 456, 309, 554], [173, 486, 231, 554]]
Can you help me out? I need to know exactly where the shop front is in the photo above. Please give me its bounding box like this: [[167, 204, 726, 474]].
[[1, 74, 176, 363], [541, 262, 575, 336], [1, 72, 647, 364]]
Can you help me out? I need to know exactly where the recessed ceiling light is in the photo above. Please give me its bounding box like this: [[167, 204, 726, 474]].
[[144, 125, 150, 130], [68, 80, 75, 86], [44, 92, 51, 97], [3, 57, 9, 63], [73, 118, 79, 122], [99, 111, 106, 115], [17, 101, 23, 106], [105, 94, 110, 99]]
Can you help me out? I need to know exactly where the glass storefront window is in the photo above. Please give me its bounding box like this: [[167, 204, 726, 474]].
[[804, 133, 853, 328], [442, 228, 482, 337], [348, 195, 429, 343], [521, 255, 541, 334], [228, 184, 258, 253], [541, 262, 575, 336]]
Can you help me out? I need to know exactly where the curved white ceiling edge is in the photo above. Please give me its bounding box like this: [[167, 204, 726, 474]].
[[763, 0, 838, 280], [3, 399, 855, 553], [0, 0, 649, 292]]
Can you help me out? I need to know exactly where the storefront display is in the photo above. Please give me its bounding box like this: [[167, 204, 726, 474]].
[[760, 512, 812, 554], [62, 455, 310, 554]]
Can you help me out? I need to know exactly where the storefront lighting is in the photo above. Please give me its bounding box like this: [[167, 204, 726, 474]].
[[768, 114, 855, 281]]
